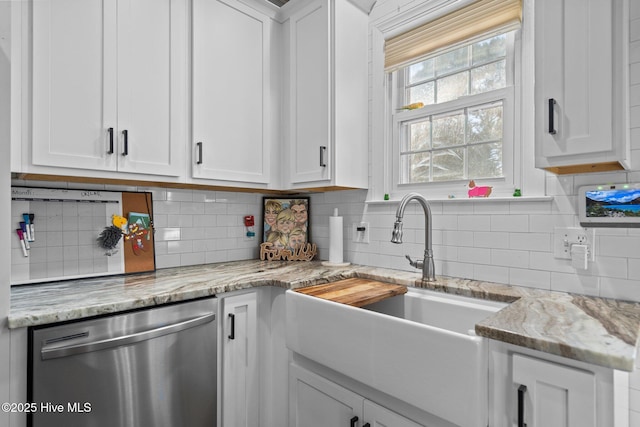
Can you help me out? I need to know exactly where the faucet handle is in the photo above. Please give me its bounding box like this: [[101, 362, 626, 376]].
[[405, 255, 424, 269]]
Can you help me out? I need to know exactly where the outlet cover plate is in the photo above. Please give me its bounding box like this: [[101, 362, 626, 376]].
[[352, 222, 370, 244], [553, 227, 595, 260]]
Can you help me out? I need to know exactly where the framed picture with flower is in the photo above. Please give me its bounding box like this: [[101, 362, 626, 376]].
[[262, 197, 310, 251]]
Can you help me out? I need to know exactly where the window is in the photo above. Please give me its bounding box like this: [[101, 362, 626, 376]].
[[392, 33, 515, 185], [369, 0, 536, 199]]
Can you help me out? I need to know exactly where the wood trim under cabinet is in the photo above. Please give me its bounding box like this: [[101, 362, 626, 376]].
[[544, 161, 625, 175], [12, 174, 365, 195]]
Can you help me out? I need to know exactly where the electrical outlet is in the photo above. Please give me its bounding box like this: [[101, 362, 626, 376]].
[[352, 222, 370, 244], [553, 227, 595, 260]]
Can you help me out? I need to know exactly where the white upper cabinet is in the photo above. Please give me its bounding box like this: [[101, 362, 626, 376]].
[[534, 0, 629, 174], [192, 0, 275, 186], [283, 0, 369, 190], [30, 0, 187, 177]]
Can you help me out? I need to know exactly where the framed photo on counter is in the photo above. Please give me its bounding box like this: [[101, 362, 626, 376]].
[[262, 197, 309, 251]]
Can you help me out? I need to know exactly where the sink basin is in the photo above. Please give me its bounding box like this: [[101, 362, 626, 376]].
[[286, 287, 507, 427]]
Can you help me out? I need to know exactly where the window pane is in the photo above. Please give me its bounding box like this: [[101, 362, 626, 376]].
[[432, 148, 464, 181], [468, 103, 503, 143], [468, 142, 503, 178], [432, 112, 465, 148], [409, 81, 435, 105], [409, 120, 431, 151], [470, 61, 506, 94], [408, 58, 435, 84], [472, 34, 506, 65], [435, 46, 469, 75], [402, 152, 430, 183], [436, 71, 469, 103]]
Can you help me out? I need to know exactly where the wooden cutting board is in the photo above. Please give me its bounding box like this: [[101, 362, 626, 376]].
[[295, 278, 407, 307]]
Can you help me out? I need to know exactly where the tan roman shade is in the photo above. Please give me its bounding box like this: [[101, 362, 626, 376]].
[[384, 0, 522, 70]]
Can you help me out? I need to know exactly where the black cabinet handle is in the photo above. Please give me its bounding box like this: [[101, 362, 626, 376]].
[[122, 130, 129, 156], [319, 146, 327, 167], [107, 127, 114, 154], [518, 384, 527, 427], [196, 142, 203, 165], [228, 313, 235, 340], [349, 416, 358, 427], [548, 98, 557, 135]]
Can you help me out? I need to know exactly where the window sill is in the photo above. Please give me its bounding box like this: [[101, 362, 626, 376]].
[[365, 196, 553, 205]]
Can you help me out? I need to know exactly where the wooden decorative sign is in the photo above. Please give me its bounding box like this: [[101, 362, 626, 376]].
[[260, 242, 317, 261]]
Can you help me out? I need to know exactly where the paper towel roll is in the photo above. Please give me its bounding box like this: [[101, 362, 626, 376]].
[[328, 214, 343, 264]]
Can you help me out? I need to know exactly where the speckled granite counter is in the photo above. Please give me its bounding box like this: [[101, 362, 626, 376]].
[[9, 260, 640, 371]]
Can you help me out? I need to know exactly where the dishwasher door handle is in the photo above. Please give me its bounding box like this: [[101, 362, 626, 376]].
[[41, 312, 216, 360]]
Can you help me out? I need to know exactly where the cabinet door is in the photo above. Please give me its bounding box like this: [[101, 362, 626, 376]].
[[221, 292, 258, 427], [32, 0, 117, 171], [363, 400, 424, 427], [513, 354, 596, 427], [192, 0, 272, 184], [116, 0, 187, 176], [535, 0, 613, 159], [289, 364, 363, 427], [287, 0, 331, 185]]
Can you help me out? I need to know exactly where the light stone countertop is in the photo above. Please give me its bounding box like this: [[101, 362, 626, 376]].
[[9, 260, 640, 371]]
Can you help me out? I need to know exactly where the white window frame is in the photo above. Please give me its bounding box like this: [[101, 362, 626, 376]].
[[391, 32, 516, 189], [369, 0, 544, 201]]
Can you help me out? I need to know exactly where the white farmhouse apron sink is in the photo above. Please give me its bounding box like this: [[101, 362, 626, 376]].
[[285, 287, 507, 427]]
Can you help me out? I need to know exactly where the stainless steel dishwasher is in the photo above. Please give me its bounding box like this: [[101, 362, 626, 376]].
[[29, 297, 217, 427]]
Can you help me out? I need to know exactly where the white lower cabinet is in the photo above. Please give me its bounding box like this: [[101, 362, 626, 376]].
[[289, 363, 424, 427], [513, 353, 596, 427], [489, 341, 627, 427], [220, 291, 258, 427]]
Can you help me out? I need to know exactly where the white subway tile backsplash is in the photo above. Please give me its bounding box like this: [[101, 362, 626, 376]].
[[167, 214, 193, 228], [629, 259, 640, 280], [155, 228, 181, 241], [156, 254, 182, 268], [440, 261, 474, 279], [630, 388, 640, 413], [154, 201, 182, 215], [434, 245, 458, 262], [458, 246, 491, 264], [179, 202, 205, 215], [473, 201, 510, 214], [473, 264, 509, 284], [599, 235, 640, 258], [490, 215, 529, 232], [600, 277, 640, 302], [458, 215, 491, 231], [165, 189, 193, 202], [442, 230, 474, 247], [592, 256, 629, 280], [473, 231, 510, 249], [491, 249, 529, 269], [167, 241, 193, 254], [551, 272, 600, 296], [509, 268, 551, 290], [509, 232, 551, 252], [180, 252, 206, 266], [529, 251, 575, 274], [509, 201, 552, 214]]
